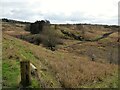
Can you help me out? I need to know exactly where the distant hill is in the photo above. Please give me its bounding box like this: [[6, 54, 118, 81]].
[[1, 18, 31, 24], [1, 18, 119, 28]]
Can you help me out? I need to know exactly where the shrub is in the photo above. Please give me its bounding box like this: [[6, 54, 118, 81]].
[[29, 20, 50, 34], [20, 20, 62, 50], [25, 24, 30, 31], [32, 34, 42, 45], [19, 34, 42, 45], [40, 28, 62, 51]]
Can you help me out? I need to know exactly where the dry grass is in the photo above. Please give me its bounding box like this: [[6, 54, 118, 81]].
[[16, 36, 117, 87], [2, 22, 118, 88], [2, 22, 30, 36]]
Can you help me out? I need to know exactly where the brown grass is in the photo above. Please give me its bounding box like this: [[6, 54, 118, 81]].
[[17, 37, 117, 87], [2, 22, 118, 88]]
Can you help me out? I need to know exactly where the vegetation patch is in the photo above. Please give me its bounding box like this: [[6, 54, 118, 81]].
[[2, 59, 20, 88], [2, 21, 119, 88]]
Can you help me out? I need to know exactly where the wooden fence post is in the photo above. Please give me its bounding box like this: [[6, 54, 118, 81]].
[[20, 60, 31, 87]]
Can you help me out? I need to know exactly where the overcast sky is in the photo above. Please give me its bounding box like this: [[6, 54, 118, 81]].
[[0, 0, 119, 25]]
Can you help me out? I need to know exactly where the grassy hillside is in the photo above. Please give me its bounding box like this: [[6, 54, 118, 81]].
[[2, 21, 119, 88]]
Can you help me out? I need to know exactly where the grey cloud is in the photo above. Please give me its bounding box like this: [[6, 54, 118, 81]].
[[2, 8, 117, 25], [1, 1, 118, 25], [1, 2, 27, 9], [1, 0, 43, 22], [42, 12, 86, 22], [2, 8, 36, 21]]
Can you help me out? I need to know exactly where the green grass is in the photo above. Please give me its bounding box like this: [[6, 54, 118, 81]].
[[2, 35, 40, 88], [30, 77, 40, 88], [2, 59, 20, 87], [2, 35, 61, 88], [18, 45, 37, 61]]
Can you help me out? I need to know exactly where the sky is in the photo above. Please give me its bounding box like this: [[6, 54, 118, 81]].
[[0, 0, 120, 25]]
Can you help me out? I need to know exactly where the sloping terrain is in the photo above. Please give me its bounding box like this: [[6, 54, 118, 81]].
[[2, 21, 119, 88]]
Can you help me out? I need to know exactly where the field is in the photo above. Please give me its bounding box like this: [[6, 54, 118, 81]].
[[1, 20, 119, 88]]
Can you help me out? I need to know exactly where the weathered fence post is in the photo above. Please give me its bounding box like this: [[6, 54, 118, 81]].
[[20, 60, 31, 87]]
